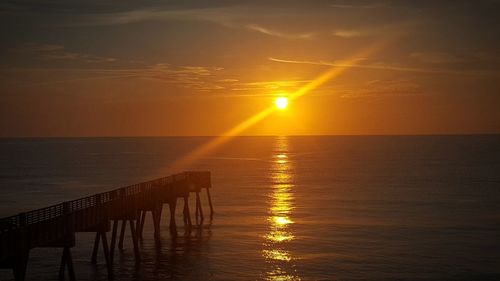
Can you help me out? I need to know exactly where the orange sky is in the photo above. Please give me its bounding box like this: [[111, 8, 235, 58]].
[[1, 1, 499, 136]]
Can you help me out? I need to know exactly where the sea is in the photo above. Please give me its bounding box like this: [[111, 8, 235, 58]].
[[0, 136, 499, 281]]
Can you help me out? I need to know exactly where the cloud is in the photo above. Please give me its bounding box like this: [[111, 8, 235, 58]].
[[143, 63, 225, 91], [410, 51, 500, 64], [22, 44, 65, 52], [1, 2, 341, 43], [245, 24, 315, 40], [474, 51, 500, 63], [409, 52, 467, 64], [339, 79, 422, 98], [0, 1, 242, 15], [268, 57, 500, 76], [66, 6, 243, 27], [71, 8, 319, 41], [13, 43, 116, 63], [332, 21, 421, 39], [332, 29, 363, 38], [231, 79, 310, 92], [329, 2, 390, 9], [2, 63, 226, 92]]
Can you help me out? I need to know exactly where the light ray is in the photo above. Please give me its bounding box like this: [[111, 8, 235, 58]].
[[168, 41, 390, 172]]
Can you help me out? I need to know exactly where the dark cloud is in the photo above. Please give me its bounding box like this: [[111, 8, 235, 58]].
[[0, 0, 243, 14], [11, 43, 116, 63]]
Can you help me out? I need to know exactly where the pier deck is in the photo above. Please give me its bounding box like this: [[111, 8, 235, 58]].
[[0, 171, 212, 280]]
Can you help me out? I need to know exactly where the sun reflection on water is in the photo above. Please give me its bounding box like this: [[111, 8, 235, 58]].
[[262, 137, 301, 281]]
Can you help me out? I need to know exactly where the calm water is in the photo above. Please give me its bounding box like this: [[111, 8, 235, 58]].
[[0, 136, 499, 280]]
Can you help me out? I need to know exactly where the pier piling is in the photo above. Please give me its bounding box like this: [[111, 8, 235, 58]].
[[0, 171, 212, 281]]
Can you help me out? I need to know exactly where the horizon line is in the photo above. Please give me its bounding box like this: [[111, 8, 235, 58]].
[[1, 133, 499, 139]]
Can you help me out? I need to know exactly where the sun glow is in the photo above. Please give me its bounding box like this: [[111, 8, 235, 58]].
[[275, 97, 288, 109], [166, 41, 391, 172]]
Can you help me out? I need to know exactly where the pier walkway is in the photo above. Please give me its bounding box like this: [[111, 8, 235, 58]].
[[0, 171, 212, 280]]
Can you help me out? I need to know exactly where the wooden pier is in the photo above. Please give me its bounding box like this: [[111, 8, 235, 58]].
[[0, 171, 212, 281]]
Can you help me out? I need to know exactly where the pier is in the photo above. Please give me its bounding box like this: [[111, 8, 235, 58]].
[[0, 171, 212, 281]]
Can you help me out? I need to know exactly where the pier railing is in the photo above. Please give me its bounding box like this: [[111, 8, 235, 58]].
[[0, 171, 212, 281], [0, 172, 203, 232]]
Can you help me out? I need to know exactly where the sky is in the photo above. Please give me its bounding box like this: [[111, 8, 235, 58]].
[[1, 0, 500, 136]]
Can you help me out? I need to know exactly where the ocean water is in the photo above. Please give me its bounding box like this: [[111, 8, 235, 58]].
[[0, 136, 499, 281]]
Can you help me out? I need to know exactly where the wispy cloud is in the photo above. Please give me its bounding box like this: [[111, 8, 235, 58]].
[[409, 52, 467, 64], [329, 2, 390, 9], [67, 6, 243, 27], [12, 43, 116, 63], [332, 21, 421, 39], [2, 63, 226, 91], [245, 24, 315, 40], [332, 29, 363, 38], [231, 79, 310, 92], [67, 8, 319, 41], [142, 64, 225, 91], [339, 79, 422, 98], [218, 78, 239, 82], [410, 51, 500, 64], [268, 57, 500, 76]]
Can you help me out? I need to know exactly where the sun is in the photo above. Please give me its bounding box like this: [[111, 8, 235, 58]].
[[275, 97, 288, 110]]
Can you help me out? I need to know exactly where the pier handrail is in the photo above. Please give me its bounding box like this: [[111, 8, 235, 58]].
[[0, 173, 192, 234], [0, 171, 212, 281]]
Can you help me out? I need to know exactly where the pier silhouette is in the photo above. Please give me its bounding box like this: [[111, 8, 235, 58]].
[[0, 171, 212, 281]]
